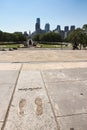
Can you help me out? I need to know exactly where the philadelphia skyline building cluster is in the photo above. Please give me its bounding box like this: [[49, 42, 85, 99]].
[[31, 18, 49, 37], [25, 18, 75, 39], [35, 18, 50, 33]]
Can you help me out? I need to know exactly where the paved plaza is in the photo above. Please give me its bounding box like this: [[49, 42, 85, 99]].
[[0, 49, 87, 130]]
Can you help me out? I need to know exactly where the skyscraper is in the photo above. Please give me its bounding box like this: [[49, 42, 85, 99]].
[[45, 23, 50, 32], [70, 25, 75, 31], [35, 18, 40, 31], [56, 25, 61, 31], [36, 18, 40, 24], [64, 26, 69, 32], [64, 26, 69, 39]]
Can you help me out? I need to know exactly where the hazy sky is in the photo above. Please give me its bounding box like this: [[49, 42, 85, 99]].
[[0, 0, 87, 33]]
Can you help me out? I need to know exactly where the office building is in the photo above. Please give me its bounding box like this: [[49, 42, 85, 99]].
[[45, 23, 50, 32], [70, 25, 75, 31], [56, 25, 61, 31], [36, 18, 40, 24], [35, 18, 40, 31], [64, 26, 69, 32], [53, 25, 61, 33]]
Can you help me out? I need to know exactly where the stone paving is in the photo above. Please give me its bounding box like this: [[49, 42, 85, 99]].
[[0, 49, 87, 62], [0, 49, 87, 130]]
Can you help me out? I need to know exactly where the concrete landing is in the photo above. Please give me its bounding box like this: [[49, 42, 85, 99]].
[[0, 50, 87, 130]]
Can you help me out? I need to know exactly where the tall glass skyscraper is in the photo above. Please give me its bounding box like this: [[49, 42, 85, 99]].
[[36, 18, 40, 24], [45, 23, 50, 32], [70, 25, 75, 31], [64, 26, 69, 32], [35, 18, 40, 31], [56, 25, 61, 31]]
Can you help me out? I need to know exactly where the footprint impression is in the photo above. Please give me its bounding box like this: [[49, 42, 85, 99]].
[[35, 97, 43, 116], [19, 99, 27, 115]]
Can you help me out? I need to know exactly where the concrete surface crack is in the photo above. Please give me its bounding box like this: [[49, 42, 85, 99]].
[[57, 112, 87, 118], [40, 71, 60, 130], [1, 64, 23, 130]]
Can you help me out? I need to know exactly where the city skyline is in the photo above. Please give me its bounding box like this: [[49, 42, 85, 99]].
[[29, 18, 75, 39], [34, 18, 75, 32], [0, 0, 87, 33]]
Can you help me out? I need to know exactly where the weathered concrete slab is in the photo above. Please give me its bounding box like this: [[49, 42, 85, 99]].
[[0, 63, 21, 129], [0, 63, 21, 70], [0, 70, 19, 84], [45, 81, 87, 116], [42, 70, 67, 83], [0, 50, 87, 62], [62, 62, 87, 69], [4, 71, 58, 130], [0, 84, 16, 122], [42, 68, 87, 83], [0, 63, 21, 84], [22, 62, 87, 70], [17, 70, 44, 85], [57, 114, 87, 130], [22, 63, 64, 70], [62, 68, 87, 81], [42, 68, 87, 130]]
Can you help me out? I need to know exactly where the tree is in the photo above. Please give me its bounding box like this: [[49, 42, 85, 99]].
[[3, 32, 12, 42], [67, 28, 87, 49], [0, 31, 26, 43], [40, 32, 62, 42], [33, 34, 41, 41], [82, 24, 87, 48], [0, 30, 3, 41], [12, 32, 26, 42], [83, 24, 87, 31], [33, 32, 62, 43]]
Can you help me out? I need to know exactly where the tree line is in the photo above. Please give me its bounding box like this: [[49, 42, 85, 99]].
[[33, 32, 62, 43], [0, 31, 26, 43]]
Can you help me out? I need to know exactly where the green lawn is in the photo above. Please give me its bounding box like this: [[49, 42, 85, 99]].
[[0, 43, 72, 49], [0, 44, 22, 48], [37, 43, 68, 48]]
